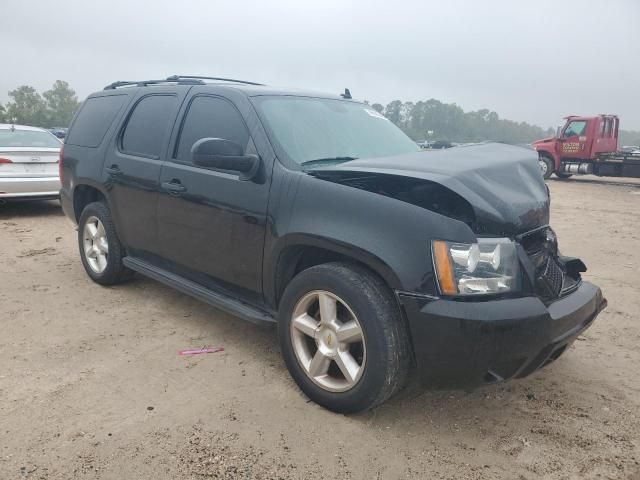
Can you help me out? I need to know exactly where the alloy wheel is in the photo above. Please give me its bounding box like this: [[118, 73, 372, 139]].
[[290, 290, 366, 392], [82, 216, 109, 273]]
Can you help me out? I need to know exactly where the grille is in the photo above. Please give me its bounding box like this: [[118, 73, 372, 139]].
[[519, 227, 565, 299], [539, 256, 564, 297]]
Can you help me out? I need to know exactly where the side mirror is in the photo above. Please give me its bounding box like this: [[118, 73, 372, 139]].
[[191, 138, 260, 180]]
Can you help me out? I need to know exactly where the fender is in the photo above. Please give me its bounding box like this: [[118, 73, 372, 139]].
[[533, 139, 561, 170], [271, 232, 403, 305], [263, 169, 477, 307], [70, 178, 115, 218]]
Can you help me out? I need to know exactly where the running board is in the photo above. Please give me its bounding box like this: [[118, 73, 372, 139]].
[[122, 257, 276, 326]]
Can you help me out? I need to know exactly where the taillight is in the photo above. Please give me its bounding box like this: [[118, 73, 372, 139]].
[[0, 158, 12, 164], [58, 146, 64, 182]]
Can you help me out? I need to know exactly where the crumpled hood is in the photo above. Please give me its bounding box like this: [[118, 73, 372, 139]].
[[309, 143, 549, 236]]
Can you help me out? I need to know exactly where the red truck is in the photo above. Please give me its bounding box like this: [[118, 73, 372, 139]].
[[532, 115, 640, 180]]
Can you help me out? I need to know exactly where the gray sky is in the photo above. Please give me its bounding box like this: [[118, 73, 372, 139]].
[[2, 0, 639, 129]]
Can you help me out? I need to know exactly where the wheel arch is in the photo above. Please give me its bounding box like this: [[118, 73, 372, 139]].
[[271, 236, 402, 310], [538, 149, 559, 171], [72, 182, 109, 223]]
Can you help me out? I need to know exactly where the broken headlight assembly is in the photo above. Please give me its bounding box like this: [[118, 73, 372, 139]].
[[432, 238, 520, 296]]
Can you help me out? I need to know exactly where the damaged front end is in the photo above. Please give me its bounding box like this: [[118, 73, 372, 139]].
[[307, 143, 585, 302], [517, 225, 586, 302]]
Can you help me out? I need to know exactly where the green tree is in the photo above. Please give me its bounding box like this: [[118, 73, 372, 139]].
[[43, 80, 80, 127], [0, 103, 6, 123], [371, 103, 384, 114], [4, 85, 48, 126], [384, 100, 403, 125], [379, 98, 550, 144]]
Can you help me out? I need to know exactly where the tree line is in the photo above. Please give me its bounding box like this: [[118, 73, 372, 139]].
[[1, 80, 638, 146], [0, 81, 80, 128], [368, 99, 554, 144]]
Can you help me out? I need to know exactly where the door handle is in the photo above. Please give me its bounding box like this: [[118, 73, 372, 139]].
[[106, 165, 123, 176], [161, 180, 187, 196]]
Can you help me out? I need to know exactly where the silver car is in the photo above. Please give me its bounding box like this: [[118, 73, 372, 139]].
[[0, 124, 62, 200]]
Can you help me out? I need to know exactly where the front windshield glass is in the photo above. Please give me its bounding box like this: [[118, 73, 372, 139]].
[[562, 120, 587, 138], [254, 96, 420, 166], [0, 129, 61, 148]]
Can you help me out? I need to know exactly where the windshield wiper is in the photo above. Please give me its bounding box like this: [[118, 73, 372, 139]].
[[300, 156, 358, 168]]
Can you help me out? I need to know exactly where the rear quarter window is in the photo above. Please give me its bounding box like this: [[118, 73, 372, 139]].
[[66, 95, 127, 148]]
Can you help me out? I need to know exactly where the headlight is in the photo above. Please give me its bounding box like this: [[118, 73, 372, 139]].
[[432, 238, 519, 295]]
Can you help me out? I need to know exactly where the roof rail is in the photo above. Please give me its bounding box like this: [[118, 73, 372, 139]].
[[166, 75, 265, 86], [103, 78, 205, 90]]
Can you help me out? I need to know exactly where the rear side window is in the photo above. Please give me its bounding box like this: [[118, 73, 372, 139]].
[[121, 95, 177, 158], [66, 95, 126, 147], [175, 96, 249, 163]]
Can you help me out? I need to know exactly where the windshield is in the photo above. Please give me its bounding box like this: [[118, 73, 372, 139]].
[[562, 120, 587, 138], [253, 96, 419, 166], [0, 129, 61, 148]]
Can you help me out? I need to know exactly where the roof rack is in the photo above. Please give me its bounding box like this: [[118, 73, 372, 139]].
[[166, 75, 264, 86], [103, 75, 264, 90], [103, 78, 204, 90]]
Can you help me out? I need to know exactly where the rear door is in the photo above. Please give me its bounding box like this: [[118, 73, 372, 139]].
[[156, 93, 270, 303], [104, 87, 188, 257]]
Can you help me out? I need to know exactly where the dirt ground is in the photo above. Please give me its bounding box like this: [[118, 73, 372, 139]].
[[1, 176, 639, 480]]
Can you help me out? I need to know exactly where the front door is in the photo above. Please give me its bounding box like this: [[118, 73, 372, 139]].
[[559, 119, 589, 160], [156, 94, 271, 304], [103, 89, 187, 257]]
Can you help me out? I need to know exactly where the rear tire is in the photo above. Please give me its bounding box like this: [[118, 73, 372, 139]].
[[539, 155, 554, 180], [278, 262, 411, 413], [78, 201, 133, 285]]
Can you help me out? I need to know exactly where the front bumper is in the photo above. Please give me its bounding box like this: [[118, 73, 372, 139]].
[[0, 176, 60, 198], [397, 281, 606, 388]]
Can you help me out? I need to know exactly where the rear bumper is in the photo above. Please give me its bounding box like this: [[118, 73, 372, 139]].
[[60, 187, 75, 223], [398, 281, 606, 388], [0, 176, 60, 198]]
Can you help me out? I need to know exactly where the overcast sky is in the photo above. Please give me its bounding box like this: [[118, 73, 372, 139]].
[[2, 0, 638, 129]]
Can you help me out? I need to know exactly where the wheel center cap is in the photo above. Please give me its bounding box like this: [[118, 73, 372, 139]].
[[316, 326, 338, 356]]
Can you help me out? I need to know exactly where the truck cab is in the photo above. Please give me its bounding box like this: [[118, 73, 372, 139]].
[[533, 115, 620, 179]]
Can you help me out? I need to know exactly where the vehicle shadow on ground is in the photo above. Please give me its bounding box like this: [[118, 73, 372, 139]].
[[0, 200, 64, 220], [126, 276, 580, 427], [117, 267, 629, 451]]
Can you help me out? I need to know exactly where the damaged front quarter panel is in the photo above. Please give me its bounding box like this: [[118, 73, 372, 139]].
[[307, 171, 478, 230]]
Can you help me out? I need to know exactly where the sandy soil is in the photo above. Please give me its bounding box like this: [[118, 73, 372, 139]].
[[1, 176, 639, 480]]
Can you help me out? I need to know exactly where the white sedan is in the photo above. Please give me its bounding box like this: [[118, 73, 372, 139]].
[[0, 124, 61, 200]]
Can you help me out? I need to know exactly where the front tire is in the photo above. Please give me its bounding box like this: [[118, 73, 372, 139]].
[[539, 155, 554, 180], [278, 263, 411, 413], [78, 201, 133, 285], [555, 171, 573, 180]]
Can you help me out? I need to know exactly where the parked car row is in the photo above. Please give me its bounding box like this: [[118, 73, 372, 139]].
[[49, 127, 68, 139], [416, 140, 454, 149]]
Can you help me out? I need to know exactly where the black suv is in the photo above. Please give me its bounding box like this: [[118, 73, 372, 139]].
[[60, 75, 606, 413]]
